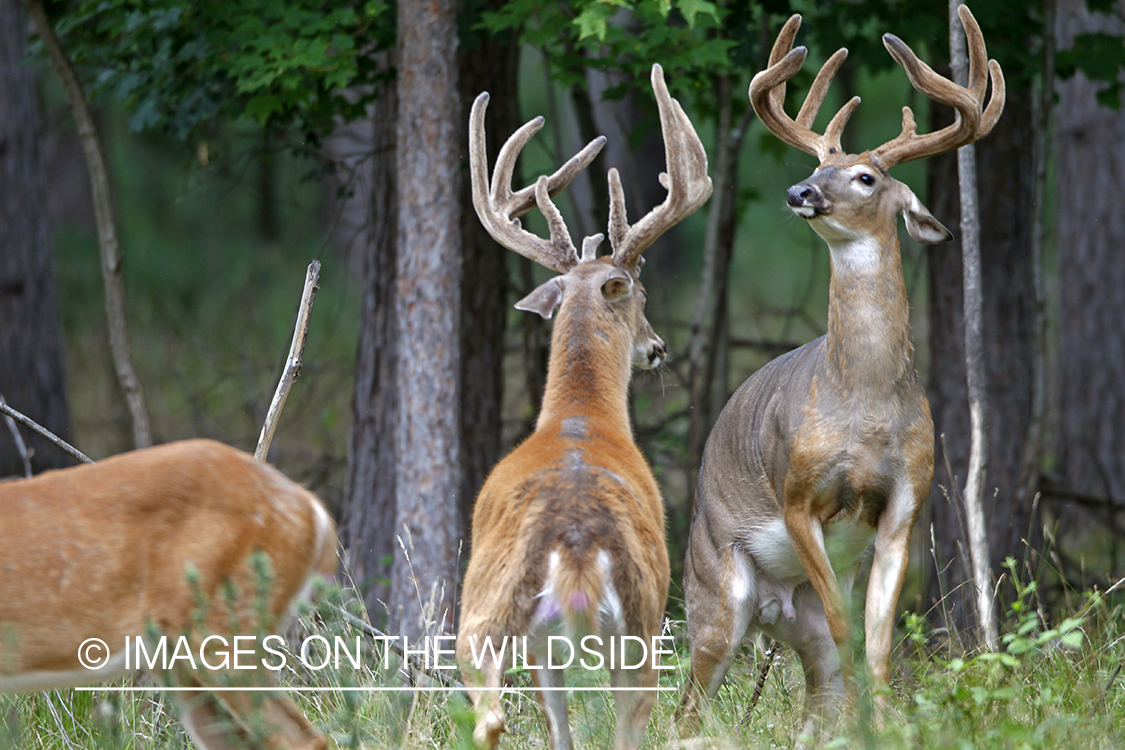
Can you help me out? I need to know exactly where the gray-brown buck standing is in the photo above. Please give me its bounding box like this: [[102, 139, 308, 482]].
[[457, 64, 711, 750], [680, 6, 1004, 737]]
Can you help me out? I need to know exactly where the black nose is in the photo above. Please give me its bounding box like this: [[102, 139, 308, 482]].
[[787, 184, 818, 206]]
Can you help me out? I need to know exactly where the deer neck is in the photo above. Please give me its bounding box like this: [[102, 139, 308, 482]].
[[536, 302, 633, 431], [822, 226, 914, 393]]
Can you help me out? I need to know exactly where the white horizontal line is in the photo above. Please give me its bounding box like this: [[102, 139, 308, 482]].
[[75, 686, 676, 693]]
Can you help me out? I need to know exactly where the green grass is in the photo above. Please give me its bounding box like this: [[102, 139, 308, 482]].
[[4, 572, 1122, 750]]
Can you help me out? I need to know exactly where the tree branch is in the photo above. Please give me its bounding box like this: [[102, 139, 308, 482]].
[[255, 261, 321, 462]]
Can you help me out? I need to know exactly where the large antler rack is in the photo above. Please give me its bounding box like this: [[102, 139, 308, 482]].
[[607, 64, 713, 272], [749, 5, 1005, 169], [748, 14, 857, 164], [469, 94, 605, 275], [873, 5, 1005, 169], [470, 64, 712, 277]]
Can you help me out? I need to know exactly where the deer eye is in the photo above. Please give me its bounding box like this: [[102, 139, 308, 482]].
[[858, 173, 876, 186]]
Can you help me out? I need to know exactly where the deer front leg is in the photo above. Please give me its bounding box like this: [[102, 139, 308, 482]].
[[864, 484, 918, 722], [782, 504, 856, 704]]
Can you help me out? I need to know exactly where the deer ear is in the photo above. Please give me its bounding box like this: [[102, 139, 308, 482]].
[[515, 277, 565, 320], [601, 269, 634, 300], [901, 189, 953, 244]]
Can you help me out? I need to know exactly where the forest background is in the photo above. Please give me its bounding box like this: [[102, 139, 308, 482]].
[[2, 0, 1124, 656]]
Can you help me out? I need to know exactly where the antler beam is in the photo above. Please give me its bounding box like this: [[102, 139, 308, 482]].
[[873, 5, 1005, 168], [609, 64, 713, 271], [469, 94, 605, 274]]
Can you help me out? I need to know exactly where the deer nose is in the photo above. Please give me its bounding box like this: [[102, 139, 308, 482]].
[[787, 183, 820, 207]]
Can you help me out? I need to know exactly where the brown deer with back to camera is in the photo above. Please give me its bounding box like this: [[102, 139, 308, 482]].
[[679, 5, 1004, 738], [457, 64, 711, 750], [0, 439, 337, 750]]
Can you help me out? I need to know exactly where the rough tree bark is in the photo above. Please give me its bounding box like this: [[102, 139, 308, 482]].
[[457, 2, 519, 544], [1053, 0, 1125, 576], [926, 85, 1037, 637], [390, 0, 462, 640], [0, 0, 73, 477]]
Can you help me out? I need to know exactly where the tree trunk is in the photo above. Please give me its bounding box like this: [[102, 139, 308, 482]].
[[0, 0, 73, 477], [926, 86, 1038, 637], [342, 68, 398, 625], [391, 0, 462, 640], [1054, 0, 1125, 577], [457, 4, 519, 545]]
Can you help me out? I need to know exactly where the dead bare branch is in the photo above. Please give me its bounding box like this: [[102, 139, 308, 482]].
[[0, 400, 93, 465], [255, 261, 322, 462]]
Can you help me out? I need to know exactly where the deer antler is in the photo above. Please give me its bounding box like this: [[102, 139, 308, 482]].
[[751, 6, 1005, 169], [748, 14, 859, 163], [469, 93, 606, 274], [873, 5, 1005, 169], [609, 64, 713, 272]]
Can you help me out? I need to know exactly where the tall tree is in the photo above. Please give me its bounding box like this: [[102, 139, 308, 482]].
[[926, 78, 1038, 635], [0, 0, 73, 476], [390, 0, 463, 639], [1054, 0, 1125, 574], [342, 68, 399, 623], [457, 0, 520, 545]]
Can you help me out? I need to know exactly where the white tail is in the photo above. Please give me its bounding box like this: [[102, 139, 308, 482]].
[[457, 64, 711, 750], [0, 439, 337, 750], [679, 5, 1004, 741]]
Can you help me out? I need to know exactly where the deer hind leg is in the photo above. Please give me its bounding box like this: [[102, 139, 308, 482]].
[[607, 629, 660, 750], [782, 506, 855, 702], [761, 583, 844, 748], [526, 647, 573, 750], [457, 630, 507, 750], [678, 546, 754, 730]]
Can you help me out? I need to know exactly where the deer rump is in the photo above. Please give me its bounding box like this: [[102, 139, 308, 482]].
[[462, 433, 665, 658]]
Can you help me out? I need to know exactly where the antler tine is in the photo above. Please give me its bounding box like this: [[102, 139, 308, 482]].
[[872, 5, 1005, 170], [750, 15, 855, 162], [610, 64, 713, 272], [469, 92, 605, 274]]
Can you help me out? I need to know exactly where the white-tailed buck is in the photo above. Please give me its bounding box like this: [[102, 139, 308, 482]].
[[680, 6, 1004, 738], [0, 439, 337, 750], [457, 64, 711, 750]]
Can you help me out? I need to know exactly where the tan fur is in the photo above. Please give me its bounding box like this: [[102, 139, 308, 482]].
[[461, 64, 710, 750], [0, 439, 337, 750], [458, 262, 670, 750], [681, 8, 1003, 742]]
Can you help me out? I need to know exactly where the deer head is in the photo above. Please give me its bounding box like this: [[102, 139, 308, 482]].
[[469, 64, 712, 371], [750, 5, 1005, 248]]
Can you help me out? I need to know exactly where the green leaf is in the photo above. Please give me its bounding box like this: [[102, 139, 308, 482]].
[[1060, 629, 1084, 648]]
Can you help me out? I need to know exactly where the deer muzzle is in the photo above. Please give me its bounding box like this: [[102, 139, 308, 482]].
[[787, 181, 828, 219]]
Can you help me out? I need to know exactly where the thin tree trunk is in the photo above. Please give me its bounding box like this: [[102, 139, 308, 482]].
[[342, 64, 398, 625], [0, 0, 73, 476], [19, 0, 150, 449], [391, 0, 462, 640], [949, 0, 996, 651]]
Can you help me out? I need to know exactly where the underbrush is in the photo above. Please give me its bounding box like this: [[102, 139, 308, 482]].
[[3, 566, 1122, 750]]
